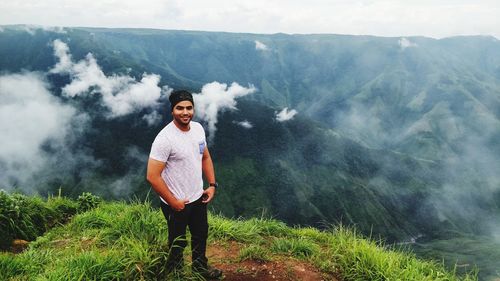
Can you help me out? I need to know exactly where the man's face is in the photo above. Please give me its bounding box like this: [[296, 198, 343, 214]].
[[172, 100, 194, 126]]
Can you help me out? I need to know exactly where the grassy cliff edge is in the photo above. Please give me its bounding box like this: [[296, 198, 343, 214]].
[[0, 192, 477, 280]]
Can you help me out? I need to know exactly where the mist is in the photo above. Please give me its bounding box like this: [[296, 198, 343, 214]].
[[193, 81, 256, 142], [331, 80, 500, 238], [275, 107, 298, 122], [0, 72, 95, 193], [50, 39, 167, 118], [0, 36, 258, 198]]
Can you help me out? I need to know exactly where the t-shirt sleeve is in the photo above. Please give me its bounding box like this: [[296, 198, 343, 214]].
[[149, 134, 171, 162], [196, 122, 207, 147]]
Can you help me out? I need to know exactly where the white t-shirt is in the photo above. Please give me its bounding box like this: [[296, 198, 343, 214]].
[[149, 121, 206, 204]]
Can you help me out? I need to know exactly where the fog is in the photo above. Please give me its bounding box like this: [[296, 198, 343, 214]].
[[0, 72, 76, 190], [331, 79, 500, 238], [50, 39, 167, 118], [0, 38, 255, 196], [193, 81, 256, 142]]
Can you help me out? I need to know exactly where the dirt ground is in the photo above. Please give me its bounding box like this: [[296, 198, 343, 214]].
[[206, 241, 339, 281], [8, 239, 339, 280]]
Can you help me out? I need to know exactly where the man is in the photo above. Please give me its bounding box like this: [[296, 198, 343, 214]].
[[146, 90, 222, 279]]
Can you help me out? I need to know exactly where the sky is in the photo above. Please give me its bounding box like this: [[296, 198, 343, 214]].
[[1, 0, 499, 39]]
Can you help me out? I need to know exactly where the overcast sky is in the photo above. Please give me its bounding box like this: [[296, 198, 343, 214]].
[[1, 0, 499, 39]]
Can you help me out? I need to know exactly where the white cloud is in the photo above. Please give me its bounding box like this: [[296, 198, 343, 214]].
[[233, 120, 253, 129], [50, 39, 165, 117], [41, 25, 66, 33], [193, 81, 256, 141], [0, 72, 75, 188], [22, 25, 36, 35], [255, 40, 269, 51], [8, 24, 67, 35], [399, 37, 418, 50], [142, 111, 162, 126], [275, 107, 298, 122], [50, 39, 73, 74]]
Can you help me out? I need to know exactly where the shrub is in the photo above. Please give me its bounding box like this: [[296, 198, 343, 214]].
[[0, 191, 16, 249], [46, 196, 78, 224], [77, 192, 102, 212], [0, 192, 56, 249], [0, 191, 82, 250]]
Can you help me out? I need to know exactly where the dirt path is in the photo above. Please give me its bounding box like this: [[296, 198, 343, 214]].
[[8, 239, 339, 280], [206, 241, 338, 281]]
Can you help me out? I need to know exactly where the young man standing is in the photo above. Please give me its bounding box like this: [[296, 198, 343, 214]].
[[146, 90, 222, 279]]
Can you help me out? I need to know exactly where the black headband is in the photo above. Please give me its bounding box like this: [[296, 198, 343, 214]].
[[169, 90, 194, 111]]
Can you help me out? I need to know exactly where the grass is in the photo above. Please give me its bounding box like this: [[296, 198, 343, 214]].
[[0, 199, 171, 280], [270, 237, 321, 258], [0, 193, 479, 281], [327, 226, 478, 281], [238, 245, 271, 262], [0, 190, 79, 250]]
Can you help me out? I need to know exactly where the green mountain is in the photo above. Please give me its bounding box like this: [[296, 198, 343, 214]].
[[1, 25, 500, 279]]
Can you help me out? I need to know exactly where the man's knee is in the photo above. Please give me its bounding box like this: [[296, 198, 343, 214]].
[[170, 235, 188, 248]]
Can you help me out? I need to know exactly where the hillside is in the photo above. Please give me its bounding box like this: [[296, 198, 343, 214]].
[[0, 192, 476, 280], [1, 26, 499, 238], [1, 25, 500, 279]]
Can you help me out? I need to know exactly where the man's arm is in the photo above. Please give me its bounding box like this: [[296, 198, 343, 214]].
[[201, 147, 216, 203], [146, 158, 188, 211]]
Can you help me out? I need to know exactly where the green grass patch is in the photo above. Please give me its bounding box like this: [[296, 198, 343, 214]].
[[239, 245, 271, 262], [208, 214, 288, 242], [0, 253, 25, 280], [0, 194, 478, 281], [43, 250, 125, 281], [328, 226, 477, 281], [271, 237, 320, 258], [0, 190, 97, 250]]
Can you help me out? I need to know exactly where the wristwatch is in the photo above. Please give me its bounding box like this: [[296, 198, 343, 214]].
[[209, 182, 218, 188]]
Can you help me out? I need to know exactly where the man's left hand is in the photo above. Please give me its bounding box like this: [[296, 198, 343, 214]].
[[202, 186, 216, 203]]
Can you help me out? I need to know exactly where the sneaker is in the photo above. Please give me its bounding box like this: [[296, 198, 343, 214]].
[[194, 265, 223, 280]]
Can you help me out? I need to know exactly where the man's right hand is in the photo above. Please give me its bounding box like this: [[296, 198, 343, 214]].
[[171, 199, 189, 211]]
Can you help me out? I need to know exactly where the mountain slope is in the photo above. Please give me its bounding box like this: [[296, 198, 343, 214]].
[[1, 25, 500, 279]]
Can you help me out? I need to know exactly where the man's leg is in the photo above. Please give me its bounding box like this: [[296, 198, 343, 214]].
[[160, 201, 189, 273], [189, 198, 222, 279], [188, 197, 208, 271]]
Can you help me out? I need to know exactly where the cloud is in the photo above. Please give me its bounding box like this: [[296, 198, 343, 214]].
[[275, 107, 298, 122], [330, 82, 500, 239], [233, 120, 253, 129], [50, 39, 166, 117], [0, 72, 76, 189], [193, 81, 256, 142], [41, 25, 66, 33], [107, 146, 147, 198], [22, 25, 36, 35], [142, 111, 162, 126], [50, 39, 73, 74], [255, 40, 269, 51], [14, 24, 67, 35], [399, 37, 418, 49]]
